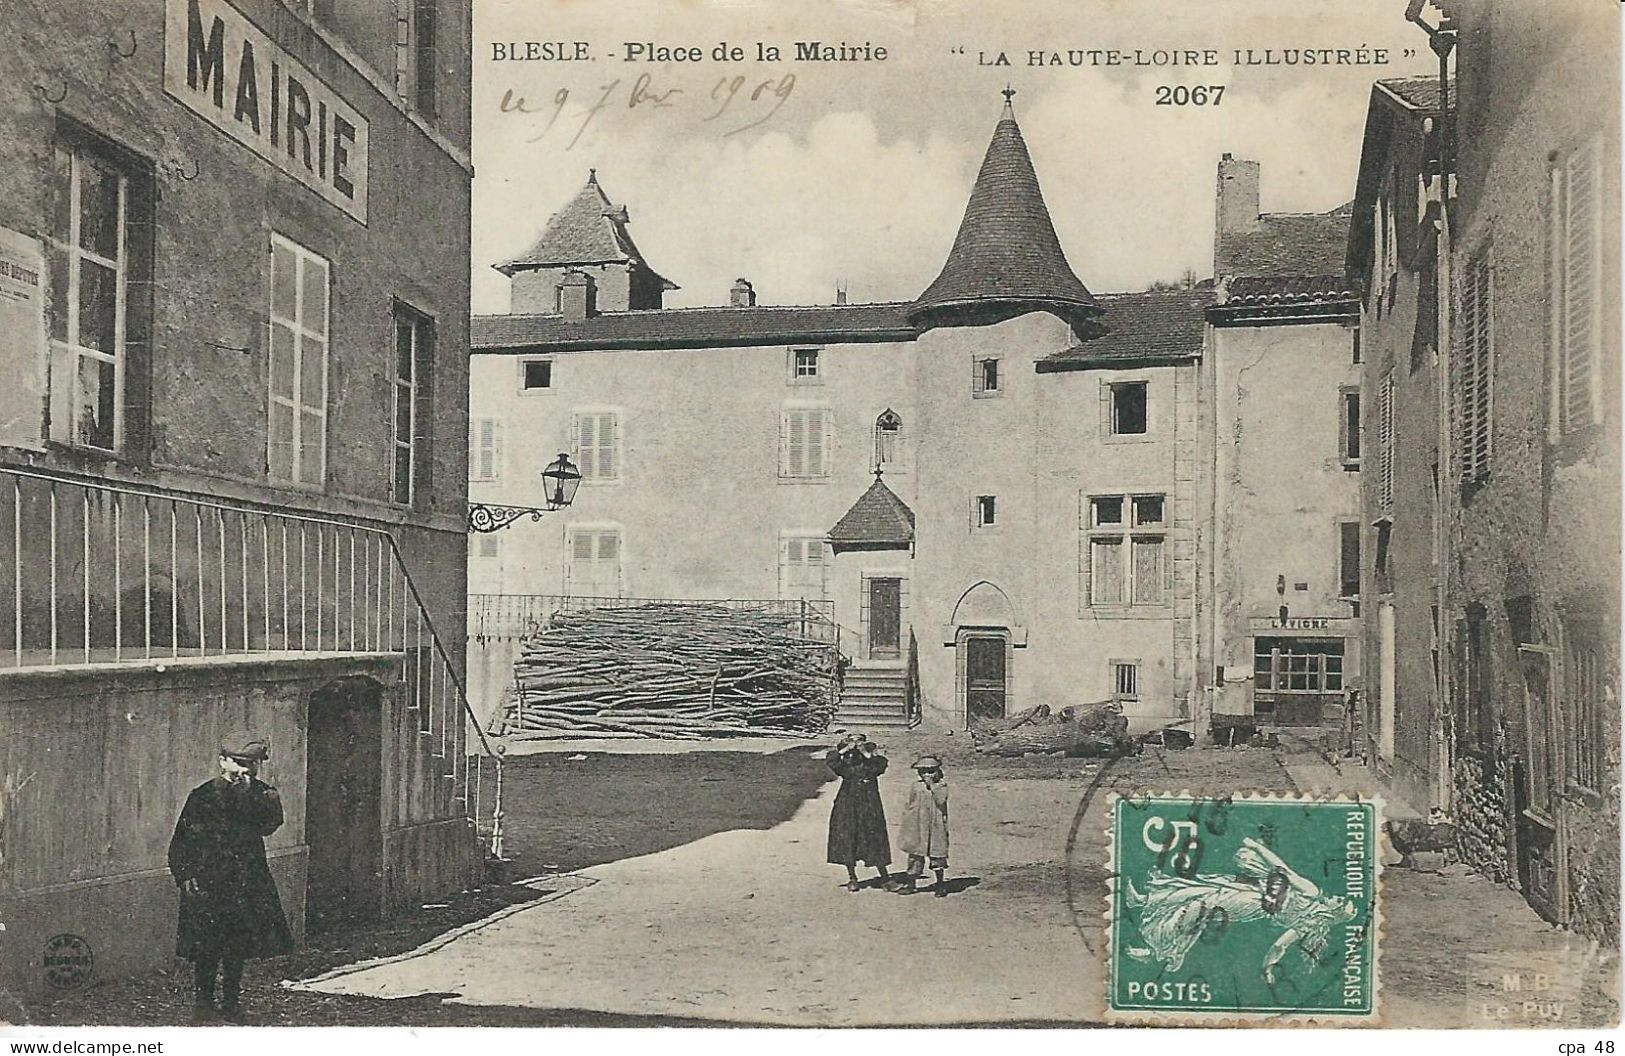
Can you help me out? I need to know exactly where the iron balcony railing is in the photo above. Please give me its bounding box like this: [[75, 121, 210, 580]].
[[0, 465, 504, 854], [469, 592, 839, 646]]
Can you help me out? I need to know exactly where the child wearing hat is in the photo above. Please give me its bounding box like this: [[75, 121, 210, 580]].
[[896, 753, 950, 897]]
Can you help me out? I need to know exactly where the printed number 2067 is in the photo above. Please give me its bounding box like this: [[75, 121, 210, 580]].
[[1156, 85, 1225, 105]]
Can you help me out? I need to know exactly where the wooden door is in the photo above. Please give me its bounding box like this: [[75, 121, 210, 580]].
[[306, 678, 384, 932], [868, 578, 901, 658], [965, 635, 1007, 721]]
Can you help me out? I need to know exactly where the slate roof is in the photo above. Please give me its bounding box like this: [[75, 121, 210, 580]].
[[1036, 289, 1213, 372], [498, 171, 678, 290], [471, 302, 918, 352], [910, 99, 1100, 326], [828, 476, 916, 549], [1223, 274, 1357, 304], [1214, 208, 1353, 280], [1378, 76, 1447, 112], [1347, 77, 1454, 280]]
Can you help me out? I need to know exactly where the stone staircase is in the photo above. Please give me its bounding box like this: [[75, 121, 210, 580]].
[[834, 664, 911, 729]]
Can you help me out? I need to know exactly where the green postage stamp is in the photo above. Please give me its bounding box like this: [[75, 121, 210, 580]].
[[1106, 792, 1382, 1024]]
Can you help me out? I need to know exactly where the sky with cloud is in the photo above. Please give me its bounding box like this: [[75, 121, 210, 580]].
[[470, 0, 1435, 314]]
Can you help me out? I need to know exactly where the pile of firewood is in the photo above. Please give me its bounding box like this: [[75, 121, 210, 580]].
[[491, 602, 841, 740], [971, 700, 1134, 757]]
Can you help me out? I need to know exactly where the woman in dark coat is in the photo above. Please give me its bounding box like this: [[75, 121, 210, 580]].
[[168, 739, 293, 1021], [826, 734, 893, 891]]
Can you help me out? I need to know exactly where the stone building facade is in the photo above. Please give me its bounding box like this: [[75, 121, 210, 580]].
[[1347, 77, 1452, 812], [1204, 159, 1363, 731], [468, 101, 1361, 743], [1442, 0, 1620, 940], [0, 0, 481, 1001]]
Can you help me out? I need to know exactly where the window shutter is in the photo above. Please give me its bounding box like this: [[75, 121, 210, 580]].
[[803, 410, 823, 477], [1564, 142, 1600, 432], [601, 413, 620, 480], [1078, 535, 1091, 612], [1378, 373, 1395, 511], [1456, 259, 1493, 483], [787, 411, 805, 477], [1133, 537, 1164, 604], [819, 409, 832, 476], [1093, 539, 1124, 605], [570, 412, 586, 478], [972, 357, 985, 394], [599, 530, 621, 596]]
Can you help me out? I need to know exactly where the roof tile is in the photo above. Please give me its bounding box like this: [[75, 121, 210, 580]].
[[1036, 289, 1213, 371], [911, 101, 1099, 325], [471, 302, 918, 352], [828, 477, 916, 548]]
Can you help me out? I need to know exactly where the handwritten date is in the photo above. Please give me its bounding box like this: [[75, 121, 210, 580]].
[[500, 72, 796, 147]]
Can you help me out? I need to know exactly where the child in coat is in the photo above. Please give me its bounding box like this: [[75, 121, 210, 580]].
[[895, 753, 950, 897]]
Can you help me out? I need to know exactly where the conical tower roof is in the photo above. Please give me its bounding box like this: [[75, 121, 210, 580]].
[[497, 170, 677, 291], [911, 93, 1099, 327]]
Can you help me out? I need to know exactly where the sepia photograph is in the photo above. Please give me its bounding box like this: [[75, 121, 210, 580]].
[[0, 0, 1619, 1038]]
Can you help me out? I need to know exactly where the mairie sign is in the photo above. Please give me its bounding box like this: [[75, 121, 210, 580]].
[[164, 0, 369, 222]]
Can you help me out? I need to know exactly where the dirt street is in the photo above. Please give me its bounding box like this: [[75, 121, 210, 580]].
[[27, 734, 1617, 1027]]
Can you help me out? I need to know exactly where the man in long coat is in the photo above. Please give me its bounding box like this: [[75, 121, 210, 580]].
[[826, 734, 893, 890], [168, 739, 293, 1021]]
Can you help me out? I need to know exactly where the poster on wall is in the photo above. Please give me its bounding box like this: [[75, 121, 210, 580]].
[[0, 225, 47, 452]]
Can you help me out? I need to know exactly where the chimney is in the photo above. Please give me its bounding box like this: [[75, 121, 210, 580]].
[[835, 284, 848, 305], [557, 269, 596, 320], [1215, 153, 1261, 235], [730, 278, 756, 307]]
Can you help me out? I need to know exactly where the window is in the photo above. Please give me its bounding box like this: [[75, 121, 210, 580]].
[[780, 535, 829, 601], [45, 128, 153, 453], [521, 359, 553, 390], [779, 406, 831, 480], [1084, 492, 1166, 608], [566, 527, 621, 598], [405, 0, 438, 116], [974, 495, 997, 528], [1254, 637, 1345, 693], [1112, 661, 1139, 703], [1552, 139, 1604, 438], [1377, 372, 1395, 511], [1338, 521, 1361, 604], [572, 410, 620, 482], [1340, 387, 1361, 468], [1372, 518, 1393, 595], [268, 235, 330, 486], [1456, 252, 1493, 484], [390, 305, 433, 507], [1564, 621, 1608, 794], [790, 348, 821, 383], [973, 356, 1001, 396], [874, 409, 903, 470], [470, 418, 501, 482], [1109, 381, 1148, 435]]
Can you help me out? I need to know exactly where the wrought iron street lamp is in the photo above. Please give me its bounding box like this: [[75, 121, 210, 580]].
[[467, 452, 581, 533]]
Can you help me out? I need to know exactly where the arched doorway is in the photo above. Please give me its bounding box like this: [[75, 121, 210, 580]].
[[305, 677, 384, 931], [949, 582, 1023, 725]]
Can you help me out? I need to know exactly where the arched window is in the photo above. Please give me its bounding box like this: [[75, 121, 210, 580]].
[[874, 409, 903, 469]]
